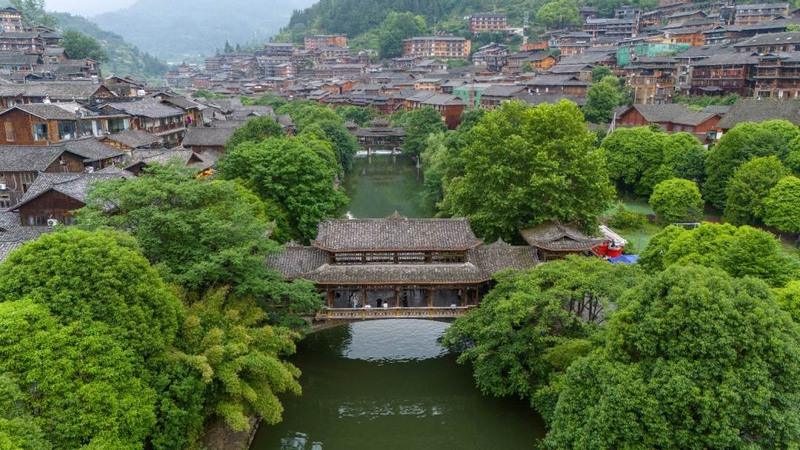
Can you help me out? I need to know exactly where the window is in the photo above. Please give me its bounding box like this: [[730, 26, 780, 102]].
[[32, 122, 47, 141], [57, 121, 76, 140], [4, 122, 13, 142], [0, 194, 9, 208]]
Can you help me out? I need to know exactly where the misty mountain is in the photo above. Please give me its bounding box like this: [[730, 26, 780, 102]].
[[92, 0, 318, 62]]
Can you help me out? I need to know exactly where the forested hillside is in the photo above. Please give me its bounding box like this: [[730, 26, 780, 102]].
[[277, 0, 659, 44], [54, 13, 168, 81], [92, 0, 317, 62]]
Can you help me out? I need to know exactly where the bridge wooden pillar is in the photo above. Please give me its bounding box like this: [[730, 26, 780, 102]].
[[394, 287, 400, 308], [326, 289, 333, 309], [427, 288, 434, 308], [458, 288, 465, 307]]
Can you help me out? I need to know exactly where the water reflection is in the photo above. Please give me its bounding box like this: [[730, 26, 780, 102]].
[[250, 320, 545, 450], [342, 153, 431, 219]]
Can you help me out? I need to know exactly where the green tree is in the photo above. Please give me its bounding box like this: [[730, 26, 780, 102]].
[[0, 300, 158, 449], [61, 29, 108, 62], [217, 137, 348, 243], [0, 229, 181, 357], [227, 115, 284, 149], [77, 163, 320, 315], [584, 76, 622, 124], [0, 373, 50, 450], [591, 66, 612, 83], [277, 101, 343, 132], [704, 120, 800, 209], [444, 100, 615, 241], [396, 106, 447, 157], [175, 288, 302, 431], [536, 0, 581, 28], [602, 127, 707, 196], [443, 257, 641, 419], [775, 280, 800, 323], [764, 175, 800, 234], [649, 178, 703, 224], [547, 265, 800, 449], [724, 156, 790, 225], [639, 223, 797, 287], [9, 0, 56, 28], [301, 120, 360, 170], [335, 105, 377, 126], [377, 12, 426, 59]]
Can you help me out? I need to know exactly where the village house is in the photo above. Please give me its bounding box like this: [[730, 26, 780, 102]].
[[622, 57, 677, 104], [0, 104, 85, 145], [0, 7, 23, 33], [734, 3, 789, 26], [402, 36, 471, 59], [181, 126, 235, 154], [689, 52, 758, 96], [472, 43, 509, 72], [304, 34, 348, 51], [101, 99, 187, 147], [754, 52, 800, 99], [615, 103, 722, 141], [0, 146, 84, 207], [99, 128, 162, 151], [469, 13, 508, 34], [733, 31, 800, 54], [9, 167, 133, 226]]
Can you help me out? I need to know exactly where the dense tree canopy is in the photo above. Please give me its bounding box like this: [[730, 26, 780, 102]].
[[764, 175, 800, 235], [639, 223, 797, 287], [393, 106, 447, 157], [443, 257, 640, 419], [0, 229, 181, 357], [547, 265, 800, 449], [601, 126, 706, 196], [649, 178, 703, 224], [443, 100, 615, 241], [704, 120, 800, 209], [583, 76, 622, 124], [377, 12, 426, 59], [61, 29, 108, 62], [217, 137, 348, 243], [226, 116, 284, 149], [536, 0, 581, 28], [77, 163, 321, 317], [724, 156, 791, 225]]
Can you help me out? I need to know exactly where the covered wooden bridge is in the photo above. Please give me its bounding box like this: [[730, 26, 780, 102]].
[[267, 214, 539, 321]]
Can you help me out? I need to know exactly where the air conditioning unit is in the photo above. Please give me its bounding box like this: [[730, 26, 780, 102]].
[[46, 219, 58, 227], [0, 183, 6, 190]]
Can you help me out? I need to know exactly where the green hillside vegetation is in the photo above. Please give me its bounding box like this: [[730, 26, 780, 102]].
[[276, 0, 659, 50], [54, 13, 168, 83]]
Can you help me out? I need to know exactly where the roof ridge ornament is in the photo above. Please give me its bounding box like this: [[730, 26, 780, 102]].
[[387, 210, 407, 220]]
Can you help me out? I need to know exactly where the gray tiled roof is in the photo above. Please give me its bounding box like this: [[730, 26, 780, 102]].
[[103, 129, 161, 148], [182, 127, 235, 147], [0, 82, 109, 100], [520, 222, 602, 251], [0, 146, 71, 171], [624, 104, 719, 126], [0, 210, 51, 262], [105, 99, 184, 119], [718, 99, 800, 129], [4, 103, 77, 120], [312, 216, 482, 252], [12, 167, 133, 210], [62, 138, 126, 162]]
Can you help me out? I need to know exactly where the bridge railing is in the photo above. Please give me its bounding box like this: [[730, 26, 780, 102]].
[[316, 306, 474, 320]]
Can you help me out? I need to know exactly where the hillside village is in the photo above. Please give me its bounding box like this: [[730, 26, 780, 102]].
[[166, 0, 800, 136], [0, 0, 800, 259]]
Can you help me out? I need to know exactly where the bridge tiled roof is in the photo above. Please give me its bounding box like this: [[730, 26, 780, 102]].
[[312, 215, 482, 252], [267, 240, 538, 285], [520, 222, 602, 252]]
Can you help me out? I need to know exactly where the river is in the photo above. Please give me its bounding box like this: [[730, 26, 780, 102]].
[[250, 154, 545, 449]]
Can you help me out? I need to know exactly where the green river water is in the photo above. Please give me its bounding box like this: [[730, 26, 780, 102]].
[[250, 155, 546, 449]]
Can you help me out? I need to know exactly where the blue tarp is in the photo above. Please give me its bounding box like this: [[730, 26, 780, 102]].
[[609, 254, 639, 265]]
